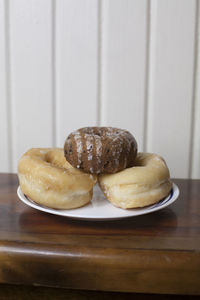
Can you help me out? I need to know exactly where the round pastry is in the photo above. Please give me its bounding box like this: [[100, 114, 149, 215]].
[[64, 127, 137, 174], [18, 148, 97, 209], [98, 152, 172, 209]]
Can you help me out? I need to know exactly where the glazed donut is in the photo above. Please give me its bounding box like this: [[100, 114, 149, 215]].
[[98, 153, 172, 209], [64, 127, 137, 174], [18, 148, 96, 209]]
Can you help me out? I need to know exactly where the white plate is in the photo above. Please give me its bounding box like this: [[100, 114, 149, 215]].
[[17, 183, 179, 221]]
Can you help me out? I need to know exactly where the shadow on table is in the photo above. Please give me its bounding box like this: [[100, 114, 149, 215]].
[[18, 206, 178, 236]]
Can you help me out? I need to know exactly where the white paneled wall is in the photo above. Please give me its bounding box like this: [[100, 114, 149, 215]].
[[146, 0, 197, 178], [100, 0, 148, 149], [56, 0, 99, 145], [0, 0, 200, 179], [9, 0, 54, 171], [0, 0, 10, 171]]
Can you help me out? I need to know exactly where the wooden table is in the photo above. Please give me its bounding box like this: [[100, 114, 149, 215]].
[[0, 174, 199, 298]]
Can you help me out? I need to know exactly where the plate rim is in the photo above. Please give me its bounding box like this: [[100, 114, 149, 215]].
[[17, 183, 180, 221]]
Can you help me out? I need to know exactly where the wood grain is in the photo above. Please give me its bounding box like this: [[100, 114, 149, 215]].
[[0, 174, 200, 295], [0, 284, 198, 300]]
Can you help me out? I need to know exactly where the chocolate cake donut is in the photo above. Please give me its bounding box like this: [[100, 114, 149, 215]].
[[64, 127, 137, 174]]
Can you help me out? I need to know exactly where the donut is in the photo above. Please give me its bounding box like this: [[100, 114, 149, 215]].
[[98, 152, 172, 209], [18, 148, 97, 209], [64, 127, 137, 174]]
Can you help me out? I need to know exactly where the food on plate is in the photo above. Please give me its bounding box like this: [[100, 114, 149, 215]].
[[17, 126, 173, 212], [18, 148, 96, 209], [98, 152, 172, 209], [64, 126, 137, 174]]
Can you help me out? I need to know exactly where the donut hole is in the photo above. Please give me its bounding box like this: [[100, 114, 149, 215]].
[[104, 161, 110, 168], [95, 132, 101, 137], [64, 126, 137, 174]]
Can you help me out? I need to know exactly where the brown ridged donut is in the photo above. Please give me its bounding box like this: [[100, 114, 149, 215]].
[[64, 127, 137, 174]]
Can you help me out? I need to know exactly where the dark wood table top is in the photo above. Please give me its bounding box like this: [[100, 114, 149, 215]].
[[0, 174, 199, 295]]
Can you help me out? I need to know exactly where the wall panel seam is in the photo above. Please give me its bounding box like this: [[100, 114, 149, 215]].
[[191, 0, 200, 178], [99, 0, 106, 126], [52, 0, 56, 147], [97, 0, 102, 126], [145, 0, 157, 152], [4, 0, 13, 172], [143, 0, 151, 152]]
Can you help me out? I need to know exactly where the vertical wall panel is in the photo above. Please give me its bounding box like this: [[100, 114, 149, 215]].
[[0, 0, 9, 172], [9, 0, 54, 171], [192, 0, 200, 179], [56, 0, 98, 146], [0, 0, 199, 178], [100, 0, 148, 150], [146, 0, 196, 178]]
